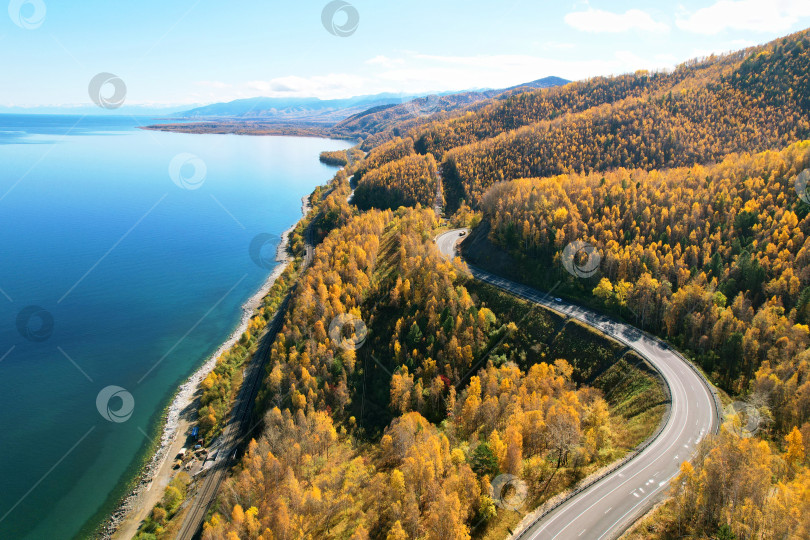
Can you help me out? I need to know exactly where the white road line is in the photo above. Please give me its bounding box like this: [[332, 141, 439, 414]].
[[597, 471, 678, 540], [448, 237, 717, 540], [542, 361, 691, 539]]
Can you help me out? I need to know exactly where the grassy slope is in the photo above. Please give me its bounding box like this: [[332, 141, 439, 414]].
[[465, 282, 667, 539]]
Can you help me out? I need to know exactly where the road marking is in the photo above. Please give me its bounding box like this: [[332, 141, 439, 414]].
[[604, 507, 612, 514], [639, 487, 645, 494], [597, 472, 678, 540], [579, 529, 587, 536], [464, 260, 717, 540], [540, 370, 693, 539]]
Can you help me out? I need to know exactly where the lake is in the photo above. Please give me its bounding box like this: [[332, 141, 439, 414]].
[[0, 115, 350, 539]]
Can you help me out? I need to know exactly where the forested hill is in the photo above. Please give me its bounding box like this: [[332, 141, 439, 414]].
[[387, 30, 810, 208], [342, 28, 810, 540], [347, 29, 810, 213], [330, 76, 570, 149], [164, 27, 810, 540]]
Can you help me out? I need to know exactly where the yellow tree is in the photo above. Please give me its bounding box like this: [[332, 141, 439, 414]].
[[786, 426, 805, 467]]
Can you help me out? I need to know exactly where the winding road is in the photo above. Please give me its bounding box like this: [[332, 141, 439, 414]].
[[436, 229, 720, 540]]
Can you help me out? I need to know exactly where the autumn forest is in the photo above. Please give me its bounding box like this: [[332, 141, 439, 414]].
[[140, 28, 810, 540]]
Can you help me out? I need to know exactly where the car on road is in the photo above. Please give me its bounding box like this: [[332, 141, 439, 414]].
[[554, 297, 562, 302]]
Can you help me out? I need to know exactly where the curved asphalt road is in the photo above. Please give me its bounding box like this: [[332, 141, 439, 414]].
[[436, 229, 719, 540]]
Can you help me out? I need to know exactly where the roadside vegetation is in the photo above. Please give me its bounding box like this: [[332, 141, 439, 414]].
[[198, 205, 664, 539], [196, 28, 810, 540], [134, 472, 191, 540], [196, 259, 302, 443]]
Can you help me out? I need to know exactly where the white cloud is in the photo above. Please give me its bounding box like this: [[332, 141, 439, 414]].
[[676, 0, 810, 34], [183, 74, 372, 103], [542, 41, 576, 51], [564, 8, 669, 33], [180, 50, 682, 105], [195, 81, 231, 89], [375, 52, 675, 92], [365, 55, 405, 68], [245, 74, 369, 98], [688, 39, 759, 58]]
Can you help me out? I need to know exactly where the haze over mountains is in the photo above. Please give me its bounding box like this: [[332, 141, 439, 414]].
[[143, 76, 571, 142], [0, 76, 569, 123], [173, 76, 570, 122]]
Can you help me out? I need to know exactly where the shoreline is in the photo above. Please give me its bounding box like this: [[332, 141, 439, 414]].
[[139, 122, 358, 143], [103, 195, 311, 539]]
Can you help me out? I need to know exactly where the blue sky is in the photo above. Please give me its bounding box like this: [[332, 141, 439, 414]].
[[2, 0, 810, 108]]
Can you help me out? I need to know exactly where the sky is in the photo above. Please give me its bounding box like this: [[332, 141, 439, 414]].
[[2, 0, 810, 110]]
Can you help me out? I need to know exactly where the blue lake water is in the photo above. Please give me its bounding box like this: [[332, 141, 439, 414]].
[[0, 115, 350, 539]]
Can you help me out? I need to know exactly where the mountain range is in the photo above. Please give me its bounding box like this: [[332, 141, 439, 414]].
[[173, 77, 570, 124]]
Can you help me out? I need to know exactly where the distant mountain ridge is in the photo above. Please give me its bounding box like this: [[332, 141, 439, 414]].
[[143, 76, 570, 141], [174, 77, 571, 125], [175, 93, 421, 123], [330, 76, 571, 146]]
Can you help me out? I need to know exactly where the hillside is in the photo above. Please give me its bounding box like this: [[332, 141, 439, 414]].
[[147, 77, 570, 142], [195, 197, 666, 540], [331, 77, 570, 149], [331, 28, 810, 540], [433, 35, 810, 208], [175, 93, 413, 122]]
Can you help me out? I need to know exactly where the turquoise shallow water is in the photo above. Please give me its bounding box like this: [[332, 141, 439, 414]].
[[0, 115, 350, 539]]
